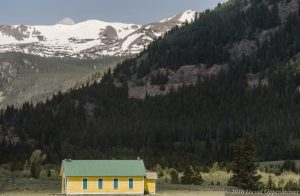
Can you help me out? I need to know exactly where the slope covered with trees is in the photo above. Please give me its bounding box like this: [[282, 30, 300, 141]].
[[0, 52, 122, 108], [2, 66, 300, 169], [115, 0, 291, 79], [2, 0, 300, 171]]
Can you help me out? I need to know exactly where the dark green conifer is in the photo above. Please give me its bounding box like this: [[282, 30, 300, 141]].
[[181, 166, 194, 184], [230, 134, 261, 190]]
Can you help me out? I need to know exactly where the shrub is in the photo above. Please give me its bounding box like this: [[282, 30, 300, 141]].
[[192, 170, 203, 185], [170, 168, 179, 184], [28, 149, 47, 178], [201, 170, 232, 186], [181, 166, 203, 185], [284, 179, 298, 190], [266, 175, 276, 190]]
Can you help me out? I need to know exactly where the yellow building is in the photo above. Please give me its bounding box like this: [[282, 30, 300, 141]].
[[60, 159, 157, 195], [144, 172, 157, 194]]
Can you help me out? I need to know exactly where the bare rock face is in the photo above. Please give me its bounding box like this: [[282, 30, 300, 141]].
[[247, 73, 269, 88], [128, 64, 226, 99], [100, 26, 118, 40], [0, 25, 30, 41]]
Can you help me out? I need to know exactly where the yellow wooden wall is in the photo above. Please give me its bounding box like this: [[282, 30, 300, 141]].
[[144, 179, 156, 194], [66, 176, 144, 194]]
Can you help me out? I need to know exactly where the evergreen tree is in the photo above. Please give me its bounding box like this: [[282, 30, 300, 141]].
[[230, 134, 261, 190], [181, 166, 194, 184], [281, 160, 297, 173], [29, 149, 46, 179]]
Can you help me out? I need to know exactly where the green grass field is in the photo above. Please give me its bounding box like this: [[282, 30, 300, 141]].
[[157, 184, 225, 195], [0, 177, 60, 195]]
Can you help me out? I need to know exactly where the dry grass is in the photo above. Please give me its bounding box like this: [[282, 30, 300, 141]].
[[0, 191, 225, 196], [157, 184, 225, 196], [157, 190, 224, 196], [0, 191, 51, 196]]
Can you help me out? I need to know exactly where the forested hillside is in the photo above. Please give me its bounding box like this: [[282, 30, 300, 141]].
[[2, 0, 300, 170], [114, 0, 300, 78], [0, 53, 122, 107]]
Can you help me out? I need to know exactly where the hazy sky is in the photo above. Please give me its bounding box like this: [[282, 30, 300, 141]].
[[0, 0, 227, 25]]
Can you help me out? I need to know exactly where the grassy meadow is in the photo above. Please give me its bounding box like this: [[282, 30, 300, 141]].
[[2, 161, 300, 195]]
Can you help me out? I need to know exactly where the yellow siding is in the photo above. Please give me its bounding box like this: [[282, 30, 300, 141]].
[[66, 176, 144, 194], [144, 179, 156, 194]]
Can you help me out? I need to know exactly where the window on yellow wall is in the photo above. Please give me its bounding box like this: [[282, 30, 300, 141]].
[[98, 178, 103, 189], [129, 178, 133, 189], [83, 178, 87, 190], [114, 178, 118, 189]]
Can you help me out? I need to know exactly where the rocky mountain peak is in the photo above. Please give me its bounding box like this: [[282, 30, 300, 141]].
[[0, 10, 197, 58]]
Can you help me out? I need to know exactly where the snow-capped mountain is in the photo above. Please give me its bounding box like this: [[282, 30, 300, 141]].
[[0, 10, 197, 58]]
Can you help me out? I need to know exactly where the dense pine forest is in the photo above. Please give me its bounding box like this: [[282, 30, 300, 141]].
[[2, 0, 300, 171]]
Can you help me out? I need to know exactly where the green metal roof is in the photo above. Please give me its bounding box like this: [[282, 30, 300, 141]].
[[62, 160, 147, 177]]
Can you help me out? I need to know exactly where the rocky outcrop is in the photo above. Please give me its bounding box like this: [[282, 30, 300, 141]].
[[128, 64, 226, 99]]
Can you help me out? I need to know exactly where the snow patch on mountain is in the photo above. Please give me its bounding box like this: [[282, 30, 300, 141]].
[[179, 10, 196, 23], [160, 15, 176, 23], [122, 33, 142, 51], [0, 10, 197, 58]]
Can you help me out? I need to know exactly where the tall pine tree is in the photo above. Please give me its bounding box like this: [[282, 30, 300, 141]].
[[230, 134, 261, 190]]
